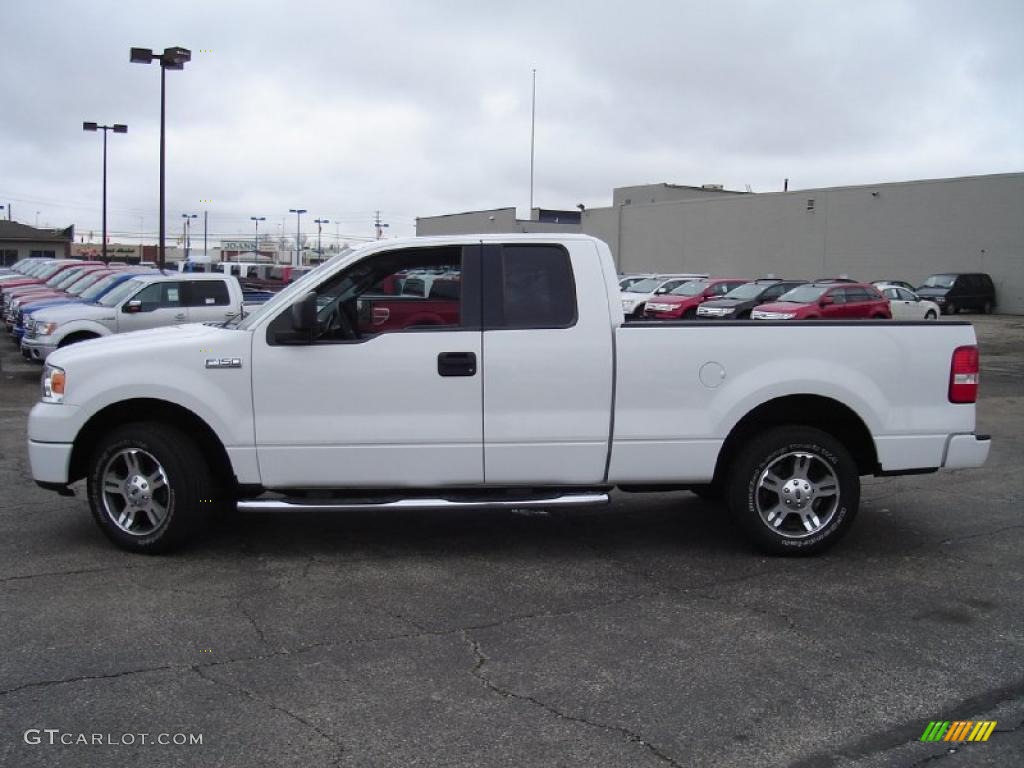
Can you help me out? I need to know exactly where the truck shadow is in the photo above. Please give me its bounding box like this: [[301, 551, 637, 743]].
[[198, 492, 747, 560]]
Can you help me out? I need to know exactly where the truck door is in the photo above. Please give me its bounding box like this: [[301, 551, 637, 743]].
[[117, 281, 187, 332], [184, 279, 237, 324], [250, 244, 484, 488], [481, 242, 614, 485]]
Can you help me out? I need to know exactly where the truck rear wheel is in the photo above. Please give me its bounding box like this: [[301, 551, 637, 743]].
[[727, 426, 859, 556], [86, 422, 212, 553]]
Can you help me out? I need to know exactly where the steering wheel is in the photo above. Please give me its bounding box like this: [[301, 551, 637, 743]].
[[325, 300, 360, 341]]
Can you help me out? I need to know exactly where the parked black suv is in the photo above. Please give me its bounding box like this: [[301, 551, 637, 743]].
[[915, 273, 996, 315], [696, 278, 808, 319]]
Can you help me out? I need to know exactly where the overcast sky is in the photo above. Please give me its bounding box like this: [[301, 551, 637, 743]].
[[1, 0, 1021, 246]]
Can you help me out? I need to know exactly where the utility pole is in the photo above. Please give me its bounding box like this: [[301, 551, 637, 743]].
[[374, 210, 389, 240], [250, 216, 266, 262], [529, 67, 536, 215], [289, 208, 306, 266], [314, 218, 329, 259]]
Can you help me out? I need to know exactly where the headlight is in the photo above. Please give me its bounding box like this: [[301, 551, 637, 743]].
[[37, 321, 59, 336], [41, 364, 66, 404]]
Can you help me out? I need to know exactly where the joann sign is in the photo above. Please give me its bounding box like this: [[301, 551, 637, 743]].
[[222, 241, 256, 251]]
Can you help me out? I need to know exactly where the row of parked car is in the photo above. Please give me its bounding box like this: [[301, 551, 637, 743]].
[[0, 257, 257, 362], [617, 272, 998, 321]]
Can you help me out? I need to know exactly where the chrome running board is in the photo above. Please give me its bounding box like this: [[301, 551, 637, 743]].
[[237, 492, 609, 513]]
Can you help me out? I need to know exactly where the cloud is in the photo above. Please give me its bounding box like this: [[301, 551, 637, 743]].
[[1, 0, 1021, 242]]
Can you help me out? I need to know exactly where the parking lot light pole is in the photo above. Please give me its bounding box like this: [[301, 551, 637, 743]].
[[289, 209, 306, 267], [250, 216, 265, 262], [130, 46, 191, 271], [314, 218, 329, 259], [82, 122, 127, 262], [181, 213, 197, 261]]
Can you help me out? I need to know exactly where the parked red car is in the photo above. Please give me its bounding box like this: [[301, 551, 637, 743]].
[[751, 283, 891, 320], [643, 278, 748, 319]]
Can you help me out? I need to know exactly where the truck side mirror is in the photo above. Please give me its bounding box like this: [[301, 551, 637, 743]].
[[123, 300, 142, 313], [291, 291, 318, 332]]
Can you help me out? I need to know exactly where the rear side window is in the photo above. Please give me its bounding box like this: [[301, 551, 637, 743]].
[[494, 245, 576, 329], [845, 287, 872, 302], [187, 280, 230, 306]]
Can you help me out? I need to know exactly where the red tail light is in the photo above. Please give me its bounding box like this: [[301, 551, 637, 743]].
[[949, 345, 979, 403]]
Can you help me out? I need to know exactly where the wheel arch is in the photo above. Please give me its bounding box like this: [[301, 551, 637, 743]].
[[58, 330, 102, 347], [68, 398, 235, 489], [711, 394, 878, 485]]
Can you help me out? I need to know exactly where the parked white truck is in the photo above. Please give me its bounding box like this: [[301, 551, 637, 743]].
[[20, 273, 245, 362], [27, 235, 990, 555]]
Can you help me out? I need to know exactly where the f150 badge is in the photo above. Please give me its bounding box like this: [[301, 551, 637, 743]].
[[205, 358, 242, 369]]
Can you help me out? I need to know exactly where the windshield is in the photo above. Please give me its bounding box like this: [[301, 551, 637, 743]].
[[668, 280, 708, 296], [778, 285, 828, 303], [80, 274, 122, 301], [67, 273, 104, 295], [98, 278, 145, 307], [624, 278, 660, 293], [724, 282, 770, 300], [921, 274, 955, 288], [47, 269, 81, 287]]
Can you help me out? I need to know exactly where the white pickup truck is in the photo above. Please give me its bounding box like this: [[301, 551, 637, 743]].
[[27, 234, 990, 555], [20, 273, 245, 362]]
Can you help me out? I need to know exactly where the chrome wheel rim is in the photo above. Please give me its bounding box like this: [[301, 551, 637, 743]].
[[100, 448, 171, 536], [756, 451, 839, 538]]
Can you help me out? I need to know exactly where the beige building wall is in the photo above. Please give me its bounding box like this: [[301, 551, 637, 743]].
[[417, 173, 1024, 313]]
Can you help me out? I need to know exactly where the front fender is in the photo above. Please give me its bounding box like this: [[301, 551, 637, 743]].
[[51, 318, 112, 343]]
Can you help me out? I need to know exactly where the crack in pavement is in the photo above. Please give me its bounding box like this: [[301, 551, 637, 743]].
[[0, 590, 667, 698], [938, 523, 1024, 546], [237, 600, 270, 647], [0, 664, 180, 698], [460, 630, 684, 768], [191, 665, 344, 767], [0, 562, 159, 585]]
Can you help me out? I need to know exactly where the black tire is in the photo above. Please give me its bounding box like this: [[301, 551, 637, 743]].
[[727, 426, 860, 556], [86, 422, 213, 553], [683, 308, 698, 320], [925, 310, 937, 320], [944, 302, 958, 315]]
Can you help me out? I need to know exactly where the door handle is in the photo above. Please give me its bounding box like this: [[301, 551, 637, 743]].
[[437, 351, 477, 377], [174, 312, 186, 320]]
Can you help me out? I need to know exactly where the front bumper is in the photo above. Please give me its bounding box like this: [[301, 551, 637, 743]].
[[943, 434, 991, 469], [28, 440, 74, 484], [20, 336, 58, 362]]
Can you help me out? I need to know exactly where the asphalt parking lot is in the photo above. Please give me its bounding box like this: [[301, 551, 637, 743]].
[[1, 316, 1021, 767]]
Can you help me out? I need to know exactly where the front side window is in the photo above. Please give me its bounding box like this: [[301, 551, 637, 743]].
[[268, 246, 464, 343], [131, 282, 183, 310]]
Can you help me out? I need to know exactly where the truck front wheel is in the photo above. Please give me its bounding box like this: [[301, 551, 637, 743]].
[[727, 426, 859, 556], [86, 422, 212, 553]]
